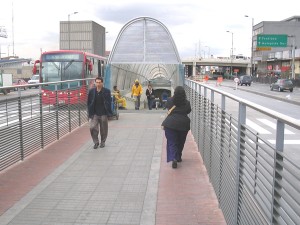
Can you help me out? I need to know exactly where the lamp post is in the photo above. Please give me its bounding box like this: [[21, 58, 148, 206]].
[[226, 31, 234, 77], [68, 12, 78, 50], [245, 15, 254, 76], [288, 35, 296, 79]]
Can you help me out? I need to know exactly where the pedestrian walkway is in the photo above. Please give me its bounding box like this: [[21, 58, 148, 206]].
[[0, 112, 225, 225]]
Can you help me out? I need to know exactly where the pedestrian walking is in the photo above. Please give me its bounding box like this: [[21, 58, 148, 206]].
[[161, 90, 169, 110], [145, 84, 155, 110], [87, 77, 112, 149], [161, 86, 191, 169], [131, 79, 143, 110]]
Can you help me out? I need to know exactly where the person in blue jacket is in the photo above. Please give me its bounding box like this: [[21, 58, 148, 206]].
[[87, 77, 112, 149]]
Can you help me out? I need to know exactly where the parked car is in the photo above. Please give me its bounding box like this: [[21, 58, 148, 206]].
[[12, 79, 28, 91], [27, 75, 40, 88], [270, 79, 294, 92], [238, 75, 252, 86]]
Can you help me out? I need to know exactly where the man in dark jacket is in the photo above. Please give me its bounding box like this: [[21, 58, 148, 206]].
[[145, 84, 155, 110], [87, 77, 112, 149]]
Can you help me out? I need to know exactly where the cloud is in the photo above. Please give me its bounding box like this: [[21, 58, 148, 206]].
[[1, 0, 300, 60]]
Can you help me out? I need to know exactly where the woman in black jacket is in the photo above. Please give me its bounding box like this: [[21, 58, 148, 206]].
[[161, 86, 191, 169]]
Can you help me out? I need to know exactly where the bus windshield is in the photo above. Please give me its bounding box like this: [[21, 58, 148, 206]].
[[42, 61, 83, 82], [41, 53, 84, 90]]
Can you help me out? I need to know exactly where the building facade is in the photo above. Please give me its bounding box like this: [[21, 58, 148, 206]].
[[254, 16, 300, 79], [59, 20, 106, 57]]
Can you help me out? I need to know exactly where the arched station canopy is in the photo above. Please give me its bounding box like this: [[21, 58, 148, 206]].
[[105, 17, 184, 92]]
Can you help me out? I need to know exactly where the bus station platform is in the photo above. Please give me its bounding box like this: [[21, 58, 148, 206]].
[[0, 111, 226, 225]]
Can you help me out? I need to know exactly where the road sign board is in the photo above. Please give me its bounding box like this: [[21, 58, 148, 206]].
[[256, 47, 272, 51], [257, 34, 287, 47]]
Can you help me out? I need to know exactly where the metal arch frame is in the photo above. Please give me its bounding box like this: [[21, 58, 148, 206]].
[[106, 17, 184, 90], [108, 16, 181, 64]]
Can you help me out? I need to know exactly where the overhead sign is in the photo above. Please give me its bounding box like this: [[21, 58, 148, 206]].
[[257, 34, 287, 47], [256, 47, 272, 51]]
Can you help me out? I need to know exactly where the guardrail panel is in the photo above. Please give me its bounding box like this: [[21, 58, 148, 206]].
[[185, 79, 300, 225]]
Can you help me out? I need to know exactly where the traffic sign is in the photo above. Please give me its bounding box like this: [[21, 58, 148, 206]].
[[257, 34, 287, 47], [256, 47, 272, 51]]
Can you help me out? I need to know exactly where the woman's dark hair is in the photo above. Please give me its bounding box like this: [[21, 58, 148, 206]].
[[173, 86, 187, 107]]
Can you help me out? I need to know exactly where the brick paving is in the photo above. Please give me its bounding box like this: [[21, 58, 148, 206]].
[[0, 112, 226, 225], [156, 132, 226, 225]]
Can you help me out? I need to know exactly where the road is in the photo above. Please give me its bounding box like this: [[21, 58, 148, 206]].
[[198, 79, 300, 163]]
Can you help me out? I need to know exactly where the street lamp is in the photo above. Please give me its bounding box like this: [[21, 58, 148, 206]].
[[245, 15, 254, 76], [226, 31, 234, 77], [68, 12, 78, 50]]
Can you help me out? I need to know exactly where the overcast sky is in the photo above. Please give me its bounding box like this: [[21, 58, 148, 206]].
[[0, 0, 299, 60]]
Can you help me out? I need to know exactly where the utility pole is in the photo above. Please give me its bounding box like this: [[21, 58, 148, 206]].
[[68, 12, 78, 50], [288, 35, 296, 79], [12, 2, 15, 56], [227, 31, 234, 77], [291, 36, 295, 80], [245, 15, 254, 76]]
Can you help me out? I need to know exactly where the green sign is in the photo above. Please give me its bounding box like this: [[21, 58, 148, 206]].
[[257, 34, 287, 47]]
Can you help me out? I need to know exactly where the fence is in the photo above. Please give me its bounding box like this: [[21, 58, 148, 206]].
[[1, 78, 299, 224], [185, 79, 300, 225], [0, 79, 90, 171]]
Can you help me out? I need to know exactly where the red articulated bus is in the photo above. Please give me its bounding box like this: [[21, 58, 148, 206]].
[[32, 50, 106, 105]]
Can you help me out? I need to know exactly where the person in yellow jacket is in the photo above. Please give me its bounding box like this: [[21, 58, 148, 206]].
[[113, 86, 127, 109], [131, 79, 143, 110]]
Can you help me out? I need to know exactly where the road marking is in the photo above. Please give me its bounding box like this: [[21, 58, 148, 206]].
[[268, 140, 300, 145], [257, 118, 295, 134], [0, 115, 34, 128], [246, 119, 271, 134], [248, 139, 300, 145]]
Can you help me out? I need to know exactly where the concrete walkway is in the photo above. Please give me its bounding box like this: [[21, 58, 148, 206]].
[[0, 111, 225, 225]]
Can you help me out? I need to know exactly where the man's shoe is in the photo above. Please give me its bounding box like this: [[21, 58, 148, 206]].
[[93, 143, 99, 149], [100, 142, 105, 148], [177, 158, 182, 163], [172, 160, 177, 169]]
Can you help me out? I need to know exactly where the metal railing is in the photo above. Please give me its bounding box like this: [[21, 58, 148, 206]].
[[1, 77, 299, 224], [185, 79, 300, 225], [0, 79, 92, 171]]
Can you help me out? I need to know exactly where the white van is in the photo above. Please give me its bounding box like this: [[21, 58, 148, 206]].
[[28, 75, 40, 88]]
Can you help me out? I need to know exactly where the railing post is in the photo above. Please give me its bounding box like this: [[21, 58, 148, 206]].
[[39, 85, 44, 149], [17, 88, 24, 160], [271, 120, 284, 224], [78, 81, 81, 126], [219, 94, 226, 201], [55, 84, 59, 140], [196, 83, 201, 148], [209, 90, 215, 176], [254, 132, 259, 195], [68, 82, 71, 132], [234, 102, 246, 225]]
